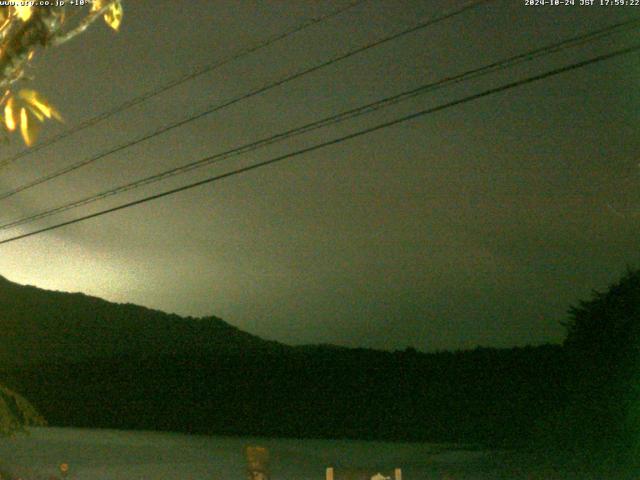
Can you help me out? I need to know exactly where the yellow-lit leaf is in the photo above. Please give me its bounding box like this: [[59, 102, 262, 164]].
[[2, 90, 61, 146], [91, 0, 106, 12], [18, 89, 61, 121], [26, 104, 45, 122], [4, 97, 17, 132], [103, 0, 123, 31], [19, 107, 40, 146], [13, 5, 32, 21]]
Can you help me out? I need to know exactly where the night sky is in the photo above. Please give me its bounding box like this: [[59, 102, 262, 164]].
[[0, 0, 638, 352]]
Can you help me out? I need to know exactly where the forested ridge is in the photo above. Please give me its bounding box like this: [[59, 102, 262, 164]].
[[1, 269, 638, 469]]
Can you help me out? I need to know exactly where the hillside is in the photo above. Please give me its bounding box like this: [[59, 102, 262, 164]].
[[0, 274, 566, 444], [0, 274, 284, 366]]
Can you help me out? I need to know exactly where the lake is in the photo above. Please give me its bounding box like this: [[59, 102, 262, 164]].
[[0, 427, 496, 479]]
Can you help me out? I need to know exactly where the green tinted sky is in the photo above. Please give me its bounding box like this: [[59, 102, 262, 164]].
[[0, 0, 638, 351]]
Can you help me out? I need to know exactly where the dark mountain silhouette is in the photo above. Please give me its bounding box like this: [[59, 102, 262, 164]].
[[0, 273, 567, 446], [0, 274, 284, 366], [2, 269, 638, 477]]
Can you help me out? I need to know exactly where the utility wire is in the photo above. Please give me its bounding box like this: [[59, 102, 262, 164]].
[[0, 43, 637, 246], [0, 0, 369, 169], [0, 17, 636, 232], [0, 0, 491, 201]]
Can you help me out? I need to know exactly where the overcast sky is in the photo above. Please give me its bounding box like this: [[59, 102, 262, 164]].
[[0, 0, 638, 352]]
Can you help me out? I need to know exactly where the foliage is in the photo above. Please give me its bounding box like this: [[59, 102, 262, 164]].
[[0, 1, 124, 145], [558, 267, 640, 465], [0, 384, 45, 436], [2, 347, 566, 445], [563, 268, 640, 356]]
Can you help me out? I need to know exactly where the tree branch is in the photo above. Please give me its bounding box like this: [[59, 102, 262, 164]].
[[49, 1, 118, 47], [0, 7, 63, 90]]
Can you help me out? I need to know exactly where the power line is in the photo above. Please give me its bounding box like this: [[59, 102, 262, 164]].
[[1, 43, 636, 247], [0, 17, 635, 232], [0, 0, 369, 169], [0, 0, 491, 201]]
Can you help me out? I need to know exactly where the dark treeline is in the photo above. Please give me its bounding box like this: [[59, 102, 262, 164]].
[[1, 344, 565, 445], [545, 268, 640, 469], [1, 268, 639, 472]]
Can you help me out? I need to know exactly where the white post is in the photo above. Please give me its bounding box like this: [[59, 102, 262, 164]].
[[326, 467, 334, 480], [394, 468, 402, 480]]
